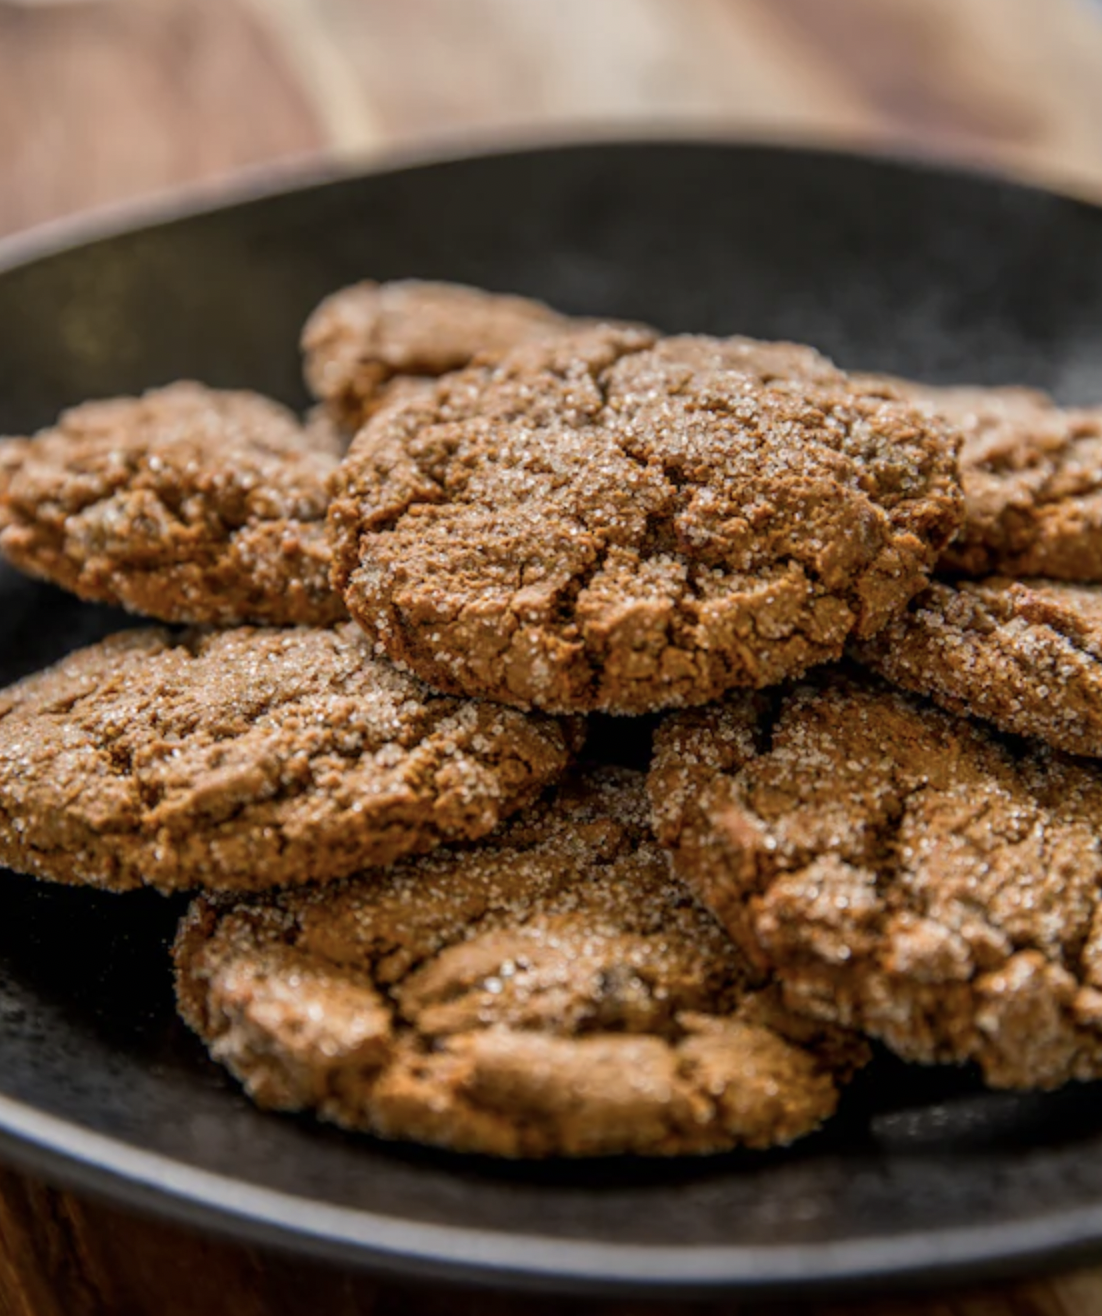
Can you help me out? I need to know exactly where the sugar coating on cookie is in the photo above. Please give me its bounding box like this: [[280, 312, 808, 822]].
[[650, 674, 1102, 1090], [854, 577, 1102, 757], [301, 279, 585, 429], [864, 378, 1102, 580], [0, 382, 344, 625], [329, 326, 963, 713], [174, 769, 868, 1158], [0, 622, 579, 893]]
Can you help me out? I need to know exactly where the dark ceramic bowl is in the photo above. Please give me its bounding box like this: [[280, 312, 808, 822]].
[[2, 140, 1102, 1300]]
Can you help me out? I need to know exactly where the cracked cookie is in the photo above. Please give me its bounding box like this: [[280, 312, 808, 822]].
[[854, 578, 1102, 758], [329, 325, 964, 713], [861, 378, 1102, 580], [650, 672, 1102, 1090], [302, 279, 598, 430], [174, 768, 868, 1157], [0, 382, 344, 625], [0, 621, 579, 893]]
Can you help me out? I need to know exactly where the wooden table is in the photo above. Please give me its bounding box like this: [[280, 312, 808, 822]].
[[3, 1, 1102, 1311]]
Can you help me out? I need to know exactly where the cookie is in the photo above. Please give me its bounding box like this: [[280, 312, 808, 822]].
[[650, 673, 1102, 1089], [329, 326, 963, 713], [174, 768, 868, 1157], [0, 382, 344, 625], [862, 378, 1102, 579], [854, 577, 1102, 757], [303, 377, 433, 458], [0, 622, 579, 893], [302, 279, 590, 430]]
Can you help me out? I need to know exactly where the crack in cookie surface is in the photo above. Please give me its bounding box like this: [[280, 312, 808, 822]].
[[174, 769, 868, 1158], [0, 622, 579, 892], [329, 327, 963, 713], [650, 672, 1102, 1089]]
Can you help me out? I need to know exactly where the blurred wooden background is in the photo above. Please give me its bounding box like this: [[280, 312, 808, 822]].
[[3, 0, 1102, 241], [4, 1, 1102, 1314]]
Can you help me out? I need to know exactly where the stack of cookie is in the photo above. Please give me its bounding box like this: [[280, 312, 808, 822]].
[[1, 279, 1100, 1158]]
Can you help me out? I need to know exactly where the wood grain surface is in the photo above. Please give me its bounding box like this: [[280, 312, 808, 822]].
[[3, 1, 1102, 1313]]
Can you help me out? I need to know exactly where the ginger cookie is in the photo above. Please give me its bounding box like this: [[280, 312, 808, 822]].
[[0, 382, 344, 625], [861, 378, 1102, 580], [650, 673, 1102, 1090], [329, 326, 963, 713], [0, 622, 579, 893], [174, 769, 868, 1158], [302, 279, 592, 430], [854, 577, 1102, 758], [303, 377, 433, 458]]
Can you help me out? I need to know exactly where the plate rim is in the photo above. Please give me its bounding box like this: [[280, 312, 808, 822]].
[[4, 134, 1102, 1296], [6, 1091, 1102, 1298], [0, 126, 1097, 283]]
